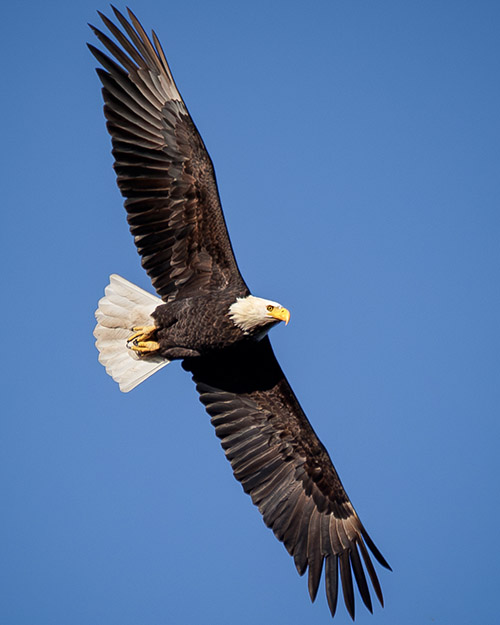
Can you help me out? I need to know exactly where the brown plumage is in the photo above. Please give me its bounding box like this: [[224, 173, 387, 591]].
[[90, 7, 390, 620], [89, 8, 247, 302]]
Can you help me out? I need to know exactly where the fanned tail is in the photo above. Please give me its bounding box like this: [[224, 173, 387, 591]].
[[94, 274, 169, 392]]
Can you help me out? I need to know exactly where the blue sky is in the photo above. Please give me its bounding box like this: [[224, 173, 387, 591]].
[[2, 1, 499, 624]]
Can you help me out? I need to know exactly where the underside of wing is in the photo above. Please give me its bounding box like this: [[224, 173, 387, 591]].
[[89, 8, 248, 302], [183, 338, 390, 619]]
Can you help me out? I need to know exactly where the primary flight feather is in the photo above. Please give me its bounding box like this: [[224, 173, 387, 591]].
[[90, 7, 390, 619]]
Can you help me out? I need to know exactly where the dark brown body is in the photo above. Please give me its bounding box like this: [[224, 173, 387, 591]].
[[152, 290, 247, 359]]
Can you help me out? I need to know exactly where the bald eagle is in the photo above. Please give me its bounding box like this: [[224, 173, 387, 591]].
[[90, 8, 390, 619]]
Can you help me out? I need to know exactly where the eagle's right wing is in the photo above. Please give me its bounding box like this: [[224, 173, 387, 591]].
[[89, 8, 249, 302]]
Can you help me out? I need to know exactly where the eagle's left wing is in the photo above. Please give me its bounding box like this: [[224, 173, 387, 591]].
[[182, 337, 390, 619]]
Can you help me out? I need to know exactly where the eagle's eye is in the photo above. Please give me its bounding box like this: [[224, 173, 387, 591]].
[[266, 305, 274, 312]]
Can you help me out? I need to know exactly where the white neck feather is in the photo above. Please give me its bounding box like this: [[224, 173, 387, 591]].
[[228, 295, 281, 335]]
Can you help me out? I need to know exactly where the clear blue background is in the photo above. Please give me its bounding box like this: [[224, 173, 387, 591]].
[[2, 2, 499, 624]]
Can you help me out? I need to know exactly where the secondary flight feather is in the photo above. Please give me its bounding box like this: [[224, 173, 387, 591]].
[[89, 7, 390, 619]]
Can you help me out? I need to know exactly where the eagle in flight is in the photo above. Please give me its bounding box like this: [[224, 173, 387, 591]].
[[89, 7, 390, 619]]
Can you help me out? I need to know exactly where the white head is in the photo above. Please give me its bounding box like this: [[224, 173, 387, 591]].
[[229, 295, 291, 337]]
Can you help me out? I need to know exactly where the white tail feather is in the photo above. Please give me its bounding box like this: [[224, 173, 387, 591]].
[[94, 274, 170, 392]]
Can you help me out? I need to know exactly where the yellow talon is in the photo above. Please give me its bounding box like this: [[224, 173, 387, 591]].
[[128, 340, 160, 354], [127, 325, 157, 343], [126, 325, 159, 354]]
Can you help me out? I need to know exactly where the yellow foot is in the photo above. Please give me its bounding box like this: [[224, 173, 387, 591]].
[[126, 326, 160, 355], [128, 340, 160, 354], [127, 325, 157, 343]]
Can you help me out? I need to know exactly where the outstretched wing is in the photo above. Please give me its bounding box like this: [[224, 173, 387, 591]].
[[183, 338, 390, 620], [89, 8, 248, 302]]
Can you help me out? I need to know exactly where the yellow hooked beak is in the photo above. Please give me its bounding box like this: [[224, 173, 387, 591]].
[[268, 306, 291, 325]]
